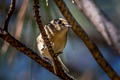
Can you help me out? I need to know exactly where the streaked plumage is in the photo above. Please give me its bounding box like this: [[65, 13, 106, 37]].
[[36, 18, 71, 72]]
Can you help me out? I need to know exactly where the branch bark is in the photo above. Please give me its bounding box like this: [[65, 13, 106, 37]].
[[33, 0, 75, 79], [0, 28, 75, 79], [54, 0, 120, 79], [33, 0, 57, 74], [0, 29, 53, 72], [0, 0, 75, 79], [74, 0, 120, 55], [4, 0, 16, 31]]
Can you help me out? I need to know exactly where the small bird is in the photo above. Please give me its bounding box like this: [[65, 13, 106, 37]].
[[36, 18, 71, 72]]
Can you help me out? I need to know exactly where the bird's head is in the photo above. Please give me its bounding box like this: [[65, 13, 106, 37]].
[[50, 18, 71, 31]]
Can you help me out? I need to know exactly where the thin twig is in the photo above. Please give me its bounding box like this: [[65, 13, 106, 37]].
[[4, 0, 16, 31], [53, 0, 120, 79], [1, 0, 15, 56], [33, 0, 75, 79], [33, 0, 57, 74], [74, 0, 120, 55], [1, 0, 28, 56]]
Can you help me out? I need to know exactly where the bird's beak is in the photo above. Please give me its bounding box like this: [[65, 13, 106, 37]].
[[65, 24, 72, 28]]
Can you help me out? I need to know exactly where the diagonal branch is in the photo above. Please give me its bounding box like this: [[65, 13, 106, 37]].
[[33, 0, 75, 79], [4, 0, 16, 31], [33, 0, 57, 74], [33, 0, 59, 74], [0, 29, 75, 80], [0, 0, 75, 79], [0, 29, 53, 72], [74, 0, 120, 55], [53, 0, 120, 79]]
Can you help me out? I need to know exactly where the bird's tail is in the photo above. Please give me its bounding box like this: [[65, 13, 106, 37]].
[[57, 56, 69, 73]]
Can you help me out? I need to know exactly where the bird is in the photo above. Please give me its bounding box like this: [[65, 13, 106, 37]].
[[36, 18, 71, 73]]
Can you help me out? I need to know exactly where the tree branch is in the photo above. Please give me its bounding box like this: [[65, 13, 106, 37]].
[[33, 0, 75, 79], [3, 0, 16, 31], [0, 0, 75, 79], [0, 28, 74, 79], [53, 0, 120, 79], [74, 0, 120, 55], [33, 0, 57, 74], [0, 29, 53, 72]]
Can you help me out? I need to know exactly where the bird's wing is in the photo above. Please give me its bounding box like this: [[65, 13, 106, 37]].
[[36, 34, 45, 54]]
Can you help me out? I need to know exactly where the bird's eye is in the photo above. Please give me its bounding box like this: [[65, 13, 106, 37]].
[[54, 19, 59, 22], [58, 20, 62, 24]]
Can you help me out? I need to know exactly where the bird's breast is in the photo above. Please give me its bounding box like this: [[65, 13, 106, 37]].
[[52, 31, 67, 53]]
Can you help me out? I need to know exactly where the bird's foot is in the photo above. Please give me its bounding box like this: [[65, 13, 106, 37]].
[[54, 52, 63, 57], [43, 56, 52, 64]]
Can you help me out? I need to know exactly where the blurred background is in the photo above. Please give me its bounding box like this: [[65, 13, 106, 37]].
[[0, 0, 120, 80]]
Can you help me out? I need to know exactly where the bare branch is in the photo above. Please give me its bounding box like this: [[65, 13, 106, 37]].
[[74, 0, 120, 55], [0, 0, 75, 79], [0, 27, 74, 80], [1, 0, 29, 55], [33, 0, 75, 79], [0, 29, 53, 72], [4, 0, 16, 31], [33, 0, 57, 74], [53, 0, 120, 79]]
